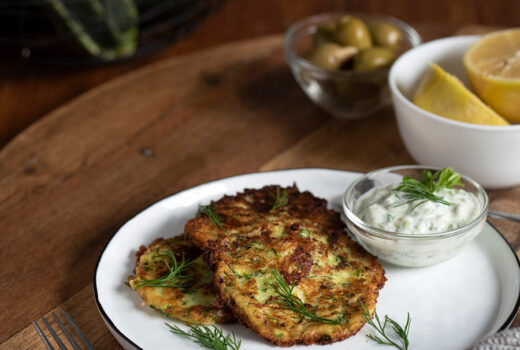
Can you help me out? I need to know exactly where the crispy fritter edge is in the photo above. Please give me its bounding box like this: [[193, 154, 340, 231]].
[[185, 184, 345, 252], [126, 236, 234, 324]]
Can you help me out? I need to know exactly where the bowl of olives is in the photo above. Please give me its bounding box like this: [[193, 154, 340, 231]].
[[284, 13, 421, 118]]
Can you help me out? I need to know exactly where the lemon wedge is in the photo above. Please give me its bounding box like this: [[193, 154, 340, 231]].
[[464, 29, 520, 123], [413, 63, 509, 126]]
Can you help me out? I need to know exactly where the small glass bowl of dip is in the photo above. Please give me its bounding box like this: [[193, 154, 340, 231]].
[[343, 165, 488, 267]]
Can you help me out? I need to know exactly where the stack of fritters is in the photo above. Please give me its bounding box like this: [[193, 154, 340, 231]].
[[128, 185, 386, 345]]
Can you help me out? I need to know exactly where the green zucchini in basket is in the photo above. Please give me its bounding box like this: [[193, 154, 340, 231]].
[[45, 0, 138, 60]]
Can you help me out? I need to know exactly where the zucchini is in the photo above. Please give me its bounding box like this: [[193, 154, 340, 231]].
[[46, 0, 138, 60]]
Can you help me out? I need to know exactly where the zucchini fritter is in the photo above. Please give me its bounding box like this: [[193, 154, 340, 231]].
[[212, 221, 386, 346], [128, 236, 233, 325], [185, 185, 345, 251]]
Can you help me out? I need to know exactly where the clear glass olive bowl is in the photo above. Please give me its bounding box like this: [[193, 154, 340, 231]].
[[283, 13, 421, 119]]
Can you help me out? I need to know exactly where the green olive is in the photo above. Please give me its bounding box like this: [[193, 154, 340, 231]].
[[337, 15, 353, 27], [313, 22, 336, 47], [306, 43, 358, 70], [368, 21, 403, 49], [353, 47, 396, 72], [316, 22, 336, 36], [334, 16, 372, 49]]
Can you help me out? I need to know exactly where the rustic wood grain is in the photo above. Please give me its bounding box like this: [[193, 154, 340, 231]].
[[1, 27, 519, 349], [260, 110, 414, 173]]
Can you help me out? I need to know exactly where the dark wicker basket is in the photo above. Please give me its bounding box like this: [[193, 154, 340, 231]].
[[0, 0, 224, 65]]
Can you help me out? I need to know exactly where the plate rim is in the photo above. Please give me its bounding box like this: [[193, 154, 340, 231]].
[[487, 221, 520, 331], [92, 168, 520, 349]]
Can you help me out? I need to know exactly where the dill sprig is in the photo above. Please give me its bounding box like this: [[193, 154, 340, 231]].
[[361, 301, 411, 350], [198, 205, 224, 230], [133, 251, 192, 289], [267, 268, 342, 325], [269, 186, 289, 211], [166, 323, 242, 350], [394, 167, 464, 208]]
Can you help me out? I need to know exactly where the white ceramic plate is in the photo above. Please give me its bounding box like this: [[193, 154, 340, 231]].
[[94, 169, 520, 350]]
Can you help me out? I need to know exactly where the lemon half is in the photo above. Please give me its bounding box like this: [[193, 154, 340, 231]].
[[413, 63, 509, 126], [464, 29, 520, 123]]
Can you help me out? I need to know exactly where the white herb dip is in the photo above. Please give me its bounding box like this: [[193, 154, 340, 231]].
[[356, 184, 481, 234]]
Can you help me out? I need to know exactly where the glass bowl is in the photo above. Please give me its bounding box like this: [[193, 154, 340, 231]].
[[343, 165, 488, 267], [283, 13, 421, 119]]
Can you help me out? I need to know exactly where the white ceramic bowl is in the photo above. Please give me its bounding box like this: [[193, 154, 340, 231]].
[[389, 35, 520, 189]]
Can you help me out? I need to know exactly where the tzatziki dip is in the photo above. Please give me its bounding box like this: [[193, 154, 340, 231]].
[[356, 184, 481, 234]]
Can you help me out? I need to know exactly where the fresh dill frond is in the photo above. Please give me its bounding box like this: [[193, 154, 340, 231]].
[[360, 301, 411, 350], [394, 178, 450, 207], [198, 205, 225, 230], [166, 323, 242, 350], [227, 264, 240, 279], [133, 251, 192, 289], [433, 167, 464, 191], [394, 167, 464, 208], [267, 268, 342, 325], [269, 186, 289, 211]]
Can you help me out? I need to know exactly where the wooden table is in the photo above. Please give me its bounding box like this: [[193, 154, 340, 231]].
[[1, 0, 518, 149], [1, 26, 519, 349]]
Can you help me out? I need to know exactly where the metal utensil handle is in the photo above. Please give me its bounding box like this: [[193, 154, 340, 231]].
[[488, 210, 520, 223]]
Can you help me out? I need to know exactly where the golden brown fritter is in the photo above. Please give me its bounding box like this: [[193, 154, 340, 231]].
[[184, 185, 345, 252], [212, 220, 386, 346], [127, 236, 233, 325]]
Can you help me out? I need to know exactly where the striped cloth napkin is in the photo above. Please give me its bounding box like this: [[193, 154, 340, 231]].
[[470, 328, 520, 350]]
